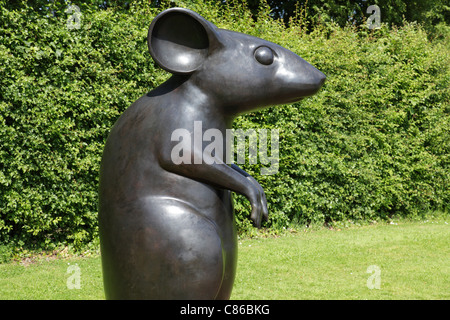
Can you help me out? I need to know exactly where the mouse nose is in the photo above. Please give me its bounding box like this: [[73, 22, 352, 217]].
[[312, 68, 326, 88], [298, 66, 326, 97], [318, 70, 326, 86]]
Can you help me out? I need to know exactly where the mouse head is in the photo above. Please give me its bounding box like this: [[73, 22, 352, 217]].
[[148, 8, 325, 115]]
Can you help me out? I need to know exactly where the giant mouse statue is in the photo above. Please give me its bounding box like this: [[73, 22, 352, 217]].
[[98, 7, 325, 300]]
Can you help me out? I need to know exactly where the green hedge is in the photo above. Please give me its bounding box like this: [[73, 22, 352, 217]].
[[234, 21, 449, 231], [0, 1, 448, 249]]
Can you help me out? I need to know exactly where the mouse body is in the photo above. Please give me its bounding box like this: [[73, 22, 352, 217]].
[[98, 8, 325, 299]]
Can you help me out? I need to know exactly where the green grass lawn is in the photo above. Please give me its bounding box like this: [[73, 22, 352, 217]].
[[233, 219, 449, 299], [0, 218, 448, 300]]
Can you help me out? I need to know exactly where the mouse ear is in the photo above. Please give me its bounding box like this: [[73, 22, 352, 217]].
[[148, 8, 222, 75]]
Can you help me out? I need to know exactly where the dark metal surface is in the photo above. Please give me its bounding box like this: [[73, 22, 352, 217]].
[[98, 8, 325, 300]]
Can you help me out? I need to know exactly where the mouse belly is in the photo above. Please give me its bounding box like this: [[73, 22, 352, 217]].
[[99, 194, 237, 300]]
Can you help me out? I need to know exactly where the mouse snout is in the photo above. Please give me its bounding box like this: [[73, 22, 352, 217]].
[[294, 59, 326, 98], [308, 67, 326, 93], [272, 49, 326, 104], [315, 69, 326, 87]]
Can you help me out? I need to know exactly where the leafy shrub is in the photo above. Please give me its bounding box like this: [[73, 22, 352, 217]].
[[0, 0, 448, 249], [0, 3, 161, 249], [233, 19, 449, 227]]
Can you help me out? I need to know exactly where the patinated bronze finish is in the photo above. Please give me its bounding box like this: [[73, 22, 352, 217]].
[[99, 8, 325, 299]]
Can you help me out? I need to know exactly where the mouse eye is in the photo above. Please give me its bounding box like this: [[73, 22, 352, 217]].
[[254, 46, 274, 65]]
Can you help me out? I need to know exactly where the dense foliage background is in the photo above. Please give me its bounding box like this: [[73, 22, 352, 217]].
[[1, 0, 448, 250]]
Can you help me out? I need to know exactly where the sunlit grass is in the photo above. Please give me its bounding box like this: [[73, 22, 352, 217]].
[[0, 217, 448, 300], [232, 218, 449, 299]]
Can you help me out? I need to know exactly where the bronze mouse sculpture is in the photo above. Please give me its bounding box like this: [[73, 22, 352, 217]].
[[98, 7, 325, 299]]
